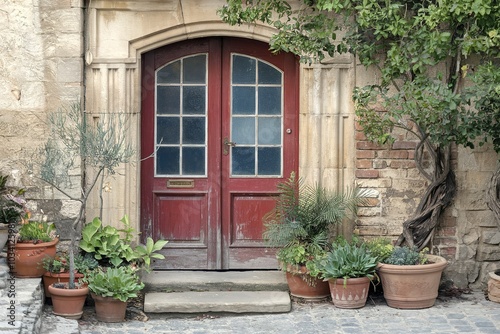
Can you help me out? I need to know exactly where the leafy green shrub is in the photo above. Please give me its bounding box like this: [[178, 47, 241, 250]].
[[365, 238, 394, 263], [84, 266, 144, 302], [80, 215, 168, 270], [318, 239, 378, 285], [384, 246, 428, 265], [17, 221, 56, 243]]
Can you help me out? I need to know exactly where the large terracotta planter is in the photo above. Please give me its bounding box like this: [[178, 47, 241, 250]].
[[43, 271, 85, 298], [48, 284, 89, 319], [13, 238, 59, 278], [91, 293, 128, 322], [285, 265, 330, 300], [377, 254, 447, 309], [328, 276, 371, 309], [487, 269, 500, 303]]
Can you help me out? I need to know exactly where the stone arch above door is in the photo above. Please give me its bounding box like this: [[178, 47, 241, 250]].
[[84, 1, 357, 239]]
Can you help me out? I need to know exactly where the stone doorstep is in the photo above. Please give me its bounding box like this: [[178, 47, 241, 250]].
[[144, 291, 291, 314], [142, 270, 289, 292], [143, 271, 291, 315]]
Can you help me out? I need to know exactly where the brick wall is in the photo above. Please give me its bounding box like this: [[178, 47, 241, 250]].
[[354, 121, 459, 260]]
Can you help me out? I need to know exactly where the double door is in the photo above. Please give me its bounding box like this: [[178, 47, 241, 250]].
[[141, 37, 298, 269]]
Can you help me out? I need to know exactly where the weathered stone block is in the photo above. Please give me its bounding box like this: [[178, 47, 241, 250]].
[[466, 210, 496, 227], [56, 58, 83, 83], [372, 160, 387, 169], [477, 244, 500, 261], [357, 207, 380, 217], [482, 230, 500, 245], [356, 178, 392, 188], [457, 244, 477, 261], [446, 260, 480, 288]]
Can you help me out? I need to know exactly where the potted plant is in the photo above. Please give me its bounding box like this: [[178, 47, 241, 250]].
[[83, 266, 145, 322], [277, 242, 330, 300], [375, 244, 447, 309], [263, 172, 371, 300], [45, 253, 98, 319], [14, 220, 58, 277], [318, 237, 378, 308], [42, 252, 98, 299], [48, 280, 89, 320], [78, 215, 166, 321], [30, 103, 141, 319], [44, 252, 96, 318]]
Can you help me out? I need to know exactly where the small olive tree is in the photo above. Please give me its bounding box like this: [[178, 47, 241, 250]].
[[219, 0, 500, 250], [37, 102, 134, 288]]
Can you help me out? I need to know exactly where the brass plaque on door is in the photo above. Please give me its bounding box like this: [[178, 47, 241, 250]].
[[167, 179, 194, 188]]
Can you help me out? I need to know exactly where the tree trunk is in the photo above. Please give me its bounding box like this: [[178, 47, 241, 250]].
[[487, 165, 500, 223], [395, 145, 456, 251]]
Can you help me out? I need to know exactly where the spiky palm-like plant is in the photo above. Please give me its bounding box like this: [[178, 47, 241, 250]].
[[263, 172, 371, 270]]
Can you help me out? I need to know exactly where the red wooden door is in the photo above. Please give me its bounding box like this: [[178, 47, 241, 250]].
[[141, 37, 298, 270]]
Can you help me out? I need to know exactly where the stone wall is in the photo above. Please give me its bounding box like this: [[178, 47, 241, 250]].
[[0, 0, 85, 240]]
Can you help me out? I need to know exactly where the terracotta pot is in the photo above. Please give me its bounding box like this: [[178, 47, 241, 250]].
[[91, 293, 128, 322], [13, 238, 59, 278], [487, 269, 500, 303], [48, 284, 89, 319], [377, 254, 447, 309], [43, 271, 85, 298], [328, 276, 371, 309], [285, 265, 330, 300]]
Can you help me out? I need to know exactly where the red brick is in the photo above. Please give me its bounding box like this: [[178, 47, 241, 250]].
[[440, 216, 457, 227], [356, 150, 375, 159], [355, 131, 367, 140], [392, 141, 417, 150], [389, 150, 409, 159], [437, 246, 457, 257], [376, 150, 391, 159], [435, 237, 458, 245], [356, 160, 373, 169], [437, 227, 457, 237], [389, 160, 416, 169], [355, 169, 379, 178], [357, 141, 383, 150], [355, 122, 364, 131]]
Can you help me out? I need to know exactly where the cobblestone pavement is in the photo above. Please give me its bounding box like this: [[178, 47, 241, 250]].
[[43, 290, 500, 334]]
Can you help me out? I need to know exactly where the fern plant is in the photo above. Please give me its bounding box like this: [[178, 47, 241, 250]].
[[263, 172, 372, 270]]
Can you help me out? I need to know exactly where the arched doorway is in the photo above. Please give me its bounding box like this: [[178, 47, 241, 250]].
[[141, 37, 299, 270]]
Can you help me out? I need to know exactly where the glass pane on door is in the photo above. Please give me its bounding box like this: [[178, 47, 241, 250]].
[[155, 54, 207, 176], [230, 54, 283, 177]]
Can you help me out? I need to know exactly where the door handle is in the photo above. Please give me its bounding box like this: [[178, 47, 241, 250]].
[[223, 137, 236, 155]]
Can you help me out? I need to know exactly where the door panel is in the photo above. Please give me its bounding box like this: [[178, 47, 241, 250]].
[[221, 38, 299, 269], [141, 37, 298, 270], [141, 38, 221, 269]]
